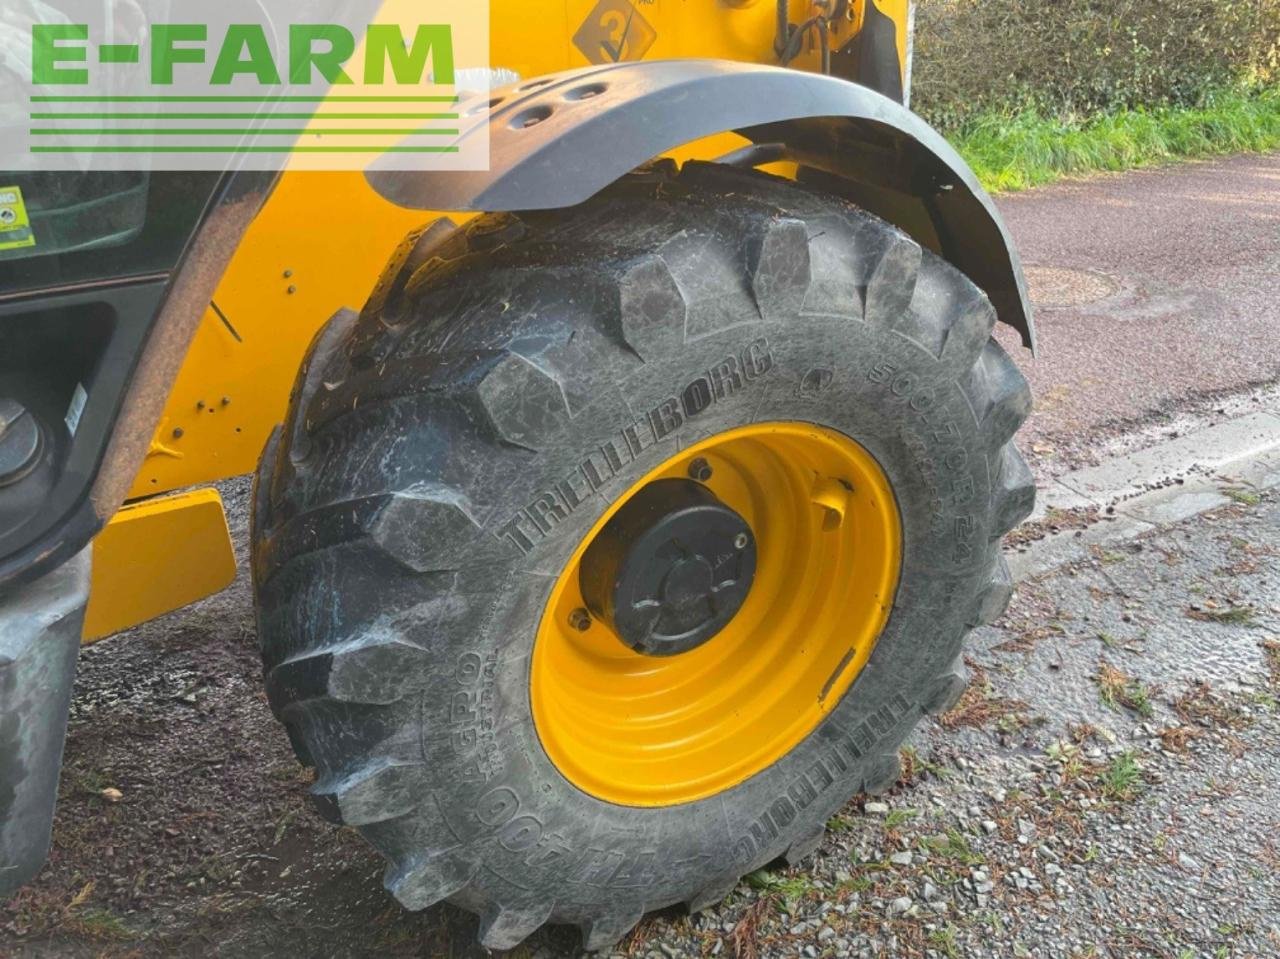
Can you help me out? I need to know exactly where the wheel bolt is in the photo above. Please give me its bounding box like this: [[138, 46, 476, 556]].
[[688, 457, 713, 482], [734, 532, 749, 550], [568, 608, 592, 632]]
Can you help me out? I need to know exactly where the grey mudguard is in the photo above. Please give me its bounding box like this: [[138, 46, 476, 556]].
[[0, 547, 88, 897], [366, 59, 1035, 352]]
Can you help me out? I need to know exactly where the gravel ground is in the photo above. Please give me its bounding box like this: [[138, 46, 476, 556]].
[[4, 481, 1279, 958]]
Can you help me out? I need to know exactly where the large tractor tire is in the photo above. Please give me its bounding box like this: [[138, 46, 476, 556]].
[[251, 161, 1034, 951]]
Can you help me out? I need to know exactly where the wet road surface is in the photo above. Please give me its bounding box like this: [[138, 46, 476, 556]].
[[998, 152, 1280, 467]]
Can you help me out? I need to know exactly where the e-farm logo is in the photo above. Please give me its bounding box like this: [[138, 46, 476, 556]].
[[32, 23, 456, 88], [6, 1, 490, 172]]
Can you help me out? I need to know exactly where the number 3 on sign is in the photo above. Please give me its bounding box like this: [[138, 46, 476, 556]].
[[572, 0, 657, 65]]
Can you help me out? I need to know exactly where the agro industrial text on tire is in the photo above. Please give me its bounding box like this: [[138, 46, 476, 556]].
[[251, 161, 1035, 951]]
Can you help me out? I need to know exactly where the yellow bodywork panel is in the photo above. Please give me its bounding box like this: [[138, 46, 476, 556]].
[[83, 489, 236, 644], [131, 0, 911, 499], [126, 173, 431, 498], [136, 2, 793, 496], [101, 0, 912, 636]]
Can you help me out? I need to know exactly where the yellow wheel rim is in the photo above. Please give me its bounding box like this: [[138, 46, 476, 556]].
[[531, 422, 902, 806]]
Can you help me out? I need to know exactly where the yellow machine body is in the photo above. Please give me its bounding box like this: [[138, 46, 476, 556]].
[[85, 0, 915, 642], [84, 489, 237, 642]]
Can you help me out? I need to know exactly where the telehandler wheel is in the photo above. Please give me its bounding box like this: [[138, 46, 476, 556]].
[[251, 160, 1034, 952]]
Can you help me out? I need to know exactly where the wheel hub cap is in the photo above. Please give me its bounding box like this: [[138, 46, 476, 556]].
[[580, 479, 756, 656]]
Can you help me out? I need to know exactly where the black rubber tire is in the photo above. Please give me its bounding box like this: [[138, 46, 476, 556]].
[[251, 161, 1035, 952]]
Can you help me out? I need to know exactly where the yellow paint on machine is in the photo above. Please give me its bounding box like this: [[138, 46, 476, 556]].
[[125, 174, 433, 499], [127, 0, 911, 500], [82, 489, 237, 643]]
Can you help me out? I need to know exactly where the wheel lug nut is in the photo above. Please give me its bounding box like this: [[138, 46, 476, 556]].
[[688, 457, 713, 482], [568, 608, 592, 632], [734, 532, 749, 550]]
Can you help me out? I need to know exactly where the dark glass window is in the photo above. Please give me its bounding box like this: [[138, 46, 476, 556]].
[[0, 171, 220, 296]]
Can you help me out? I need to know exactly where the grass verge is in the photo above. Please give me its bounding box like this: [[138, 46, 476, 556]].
[[950, 87, 1280, 192]]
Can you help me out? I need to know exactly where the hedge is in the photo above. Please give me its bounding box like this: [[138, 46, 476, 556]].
[[912, 0, 1280, 130]]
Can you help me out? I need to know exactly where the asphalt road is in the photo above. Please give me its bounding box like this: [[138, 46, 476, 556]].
[[996, 152, 1280, 469], [4, 154, 1280, 958]]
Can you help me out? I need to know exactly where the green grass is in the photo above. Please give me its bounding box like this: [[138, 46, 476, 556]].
[[835, 873, 875, 894], [884, 807, 919, 829], [1100, 752, 1144, 801], [929, 925, 962, 958], [826, 813, 855, 833], [951, 86, 1280, 192], [744, 869, 813, 901], [1223, 487, 1262, 506], [68, 908, 134, 940], [1096, 662, 1156, 718], [919, 828, 985, 865]]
